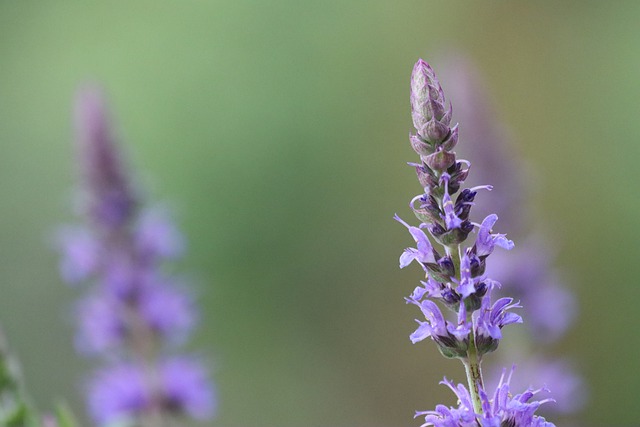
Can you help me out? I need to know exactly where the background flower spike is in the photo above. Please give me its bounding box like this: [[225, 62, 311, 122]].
[[57, 87, 216, 426]]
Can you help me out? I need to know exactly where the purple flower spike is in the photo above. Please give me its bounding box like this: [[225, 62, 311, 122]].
[[396, 59, 561, 424], [475, 214, 514, 257], [59, 87, 215, 425]]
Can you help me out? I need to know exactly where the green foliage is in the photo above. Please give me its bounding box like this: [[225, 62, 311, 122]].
[[53, 402, 79, 427], [0, 331, 36, 427]]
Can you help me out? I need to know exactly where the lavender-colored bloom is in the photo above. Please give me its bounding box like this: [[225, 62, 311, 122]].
[[416, 369, 555, 427], [498, 358, 586, 416], [88, 363, 148, 425], [135, 207, 186, 262], [138, 281, 196, 344], [395, 214, 437, 267], [409, 299, 470, 358], [58, 87, 215, 425], [476, 291, 522, 341], [439, 56, 578, 341], [437, 55, 584, 417], [396, 59, 564, 423], [455, 254, 477, 298], [487, 244, 576, 342], [159, 357, 217, 419], [441, 185, 463, 230], [474, 214, 514, 258], [88, 359, 215, 425], [56, 226, 100, 284], [410, 300, 449, 344], [75, 293, 123, 354]]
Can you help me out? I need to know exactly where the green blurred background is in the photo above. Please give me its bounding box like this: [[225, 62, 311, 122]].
[[0, 1, 638, 426]]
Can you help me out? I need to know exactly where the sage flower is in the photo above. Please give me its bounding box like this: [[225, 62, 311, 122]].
[[57, 87, 215, 425], [395, 59, 557, 425]]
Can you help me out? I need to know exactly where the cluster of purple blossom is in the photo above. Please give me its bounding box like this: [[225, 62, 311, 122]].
[[395, 59, 556, 426], [57, 88, 215, 426]]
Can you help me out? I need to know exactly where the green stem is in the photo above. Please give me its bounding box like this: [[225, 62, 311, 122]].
[[463, 332, 484, 414]]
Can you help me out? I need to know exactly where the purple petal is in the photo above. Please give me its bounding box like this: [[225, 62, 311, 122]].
[[410, 321, 433, 344], [160, 357, 216, 419], [56, 226, 99, 284], [87, 363, 149, 425]]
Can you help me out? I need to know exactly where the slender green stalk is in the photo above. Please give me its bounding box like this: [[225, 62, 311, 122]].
[[463, 332, 484, 414]]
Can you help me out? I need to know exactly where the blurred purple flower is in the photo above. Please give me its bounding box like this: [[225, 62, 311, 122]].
[[160, 357, 217, 419], [88, 363, 148, 425], [135, 207, 186, 262], [138, 280, 196, 344], [56, 226, 100, 284], [487, 243, 576, 342], [75, 292, 123, 354], [486, 358, 586, 416], [58, 86, 215, 425], [88, 358, 216, 426], [437, 55, 584, 416]]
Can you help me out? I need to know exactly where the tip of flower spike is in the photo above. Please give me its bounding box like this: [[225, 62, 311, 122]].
[[416, 58, 428, 65], [74, 85, 109, 149], [414, 58, 432, 72]]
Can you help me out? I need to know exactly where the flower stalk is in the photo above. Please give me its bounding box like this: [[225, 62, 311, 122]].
[[462, 335, 483, 415], [396, 59, 555, 426]]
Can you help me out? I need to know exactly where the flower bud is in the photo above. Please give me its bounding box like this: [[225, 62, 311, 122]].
[[441, 124, 459, 151], [436, 337, 469, 359], [425, 119, 450, 143], [411, 59, 453, 144], [410, 134, 434, 157], [423, 149, 456, 172]]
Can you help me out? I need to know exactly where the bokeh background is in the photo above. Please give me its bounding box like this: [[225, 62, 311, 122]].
[[0, 1, 638, 426]]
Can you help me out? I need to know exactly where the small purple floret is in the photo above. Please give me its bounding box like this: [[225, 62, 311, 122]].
[[476, 291, 522, 341], [395, 214, 436, 267], [475, 214, 514, 257]]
